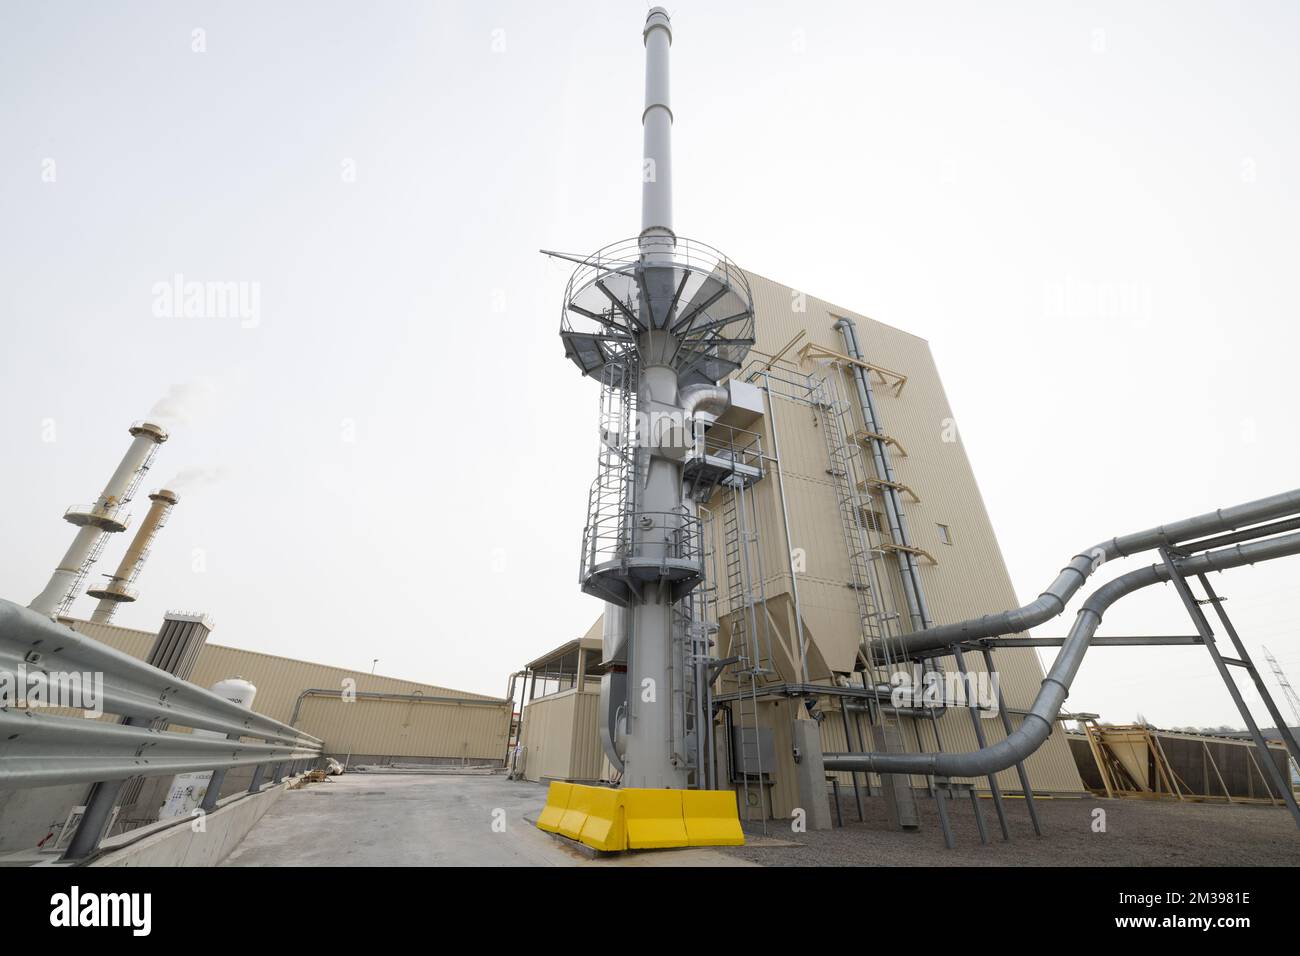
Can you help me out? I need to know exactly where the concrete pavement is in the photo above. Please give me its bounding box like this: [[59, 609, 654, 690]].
[[223, 772, 753, 867]]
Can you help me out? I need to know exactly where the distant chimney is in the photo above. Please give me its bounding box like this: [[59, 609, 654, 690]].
[[86, 489, 179, 624]]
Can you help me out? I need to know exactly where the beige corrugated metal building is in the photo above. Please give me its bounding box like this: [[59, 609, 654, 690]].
[[63, 617, 511, 766], [526, 267, 1084, 815], [711, 269, 1085, 817], [514, 624, 604, 783]]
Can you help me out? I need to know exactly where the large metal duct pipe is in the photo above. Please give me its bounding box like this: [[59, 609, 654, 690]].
[[29, 421, 169, 618], [639, 6, 674, 264], [826, 527, 1300, 777], [873, 487, 1300, 662], [679, 383, 730, 419], [834, 316, 931, 632], [87, 488, 179, 624]]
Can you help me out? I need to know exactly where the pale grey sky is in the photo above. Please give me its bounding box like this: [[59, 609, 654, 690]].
[[1, 1, 1297, 727]]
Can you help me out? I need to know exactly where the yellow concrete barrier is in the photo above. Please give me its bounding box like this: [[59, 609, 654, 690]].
[[577, 785, 627, 852], [557, 783, 599, 842], [536, 781, 573, 833], [536, 783, 743, 852], [682, 790, 745, 846], [622, 789, 689, 849]]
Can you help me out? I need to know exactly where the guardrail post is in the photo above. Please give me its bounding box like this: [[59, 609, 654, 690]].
[[246, 763, 265, 793], [62, 779, 128, 860], [200, 768, 228, 813]]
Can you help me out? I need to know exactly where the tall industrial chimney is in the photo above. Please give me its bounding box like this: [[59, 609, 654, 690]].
[[28, 421, 168, 618], [639, 7, 674, 263], [86, 488, 179, 624], [551, 9, 756, 790]]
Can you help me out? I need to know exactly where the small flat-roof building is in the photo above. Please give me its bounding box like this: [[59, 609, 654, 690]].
[[513, 622, 605, 784]]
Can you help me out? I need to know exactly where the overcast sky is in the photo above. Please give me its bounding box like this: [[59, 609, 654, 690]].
[[2, 1, 1297, 728]]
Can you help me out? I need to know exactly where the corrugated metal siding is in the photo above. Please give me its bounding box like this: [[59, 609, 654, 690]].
[[514, 686, 600, 785], [62, 618, 509, 761], [294, 695, 509, 761], [706, 270, 1084, 803], [567, 691, 603, 782], [518, 689, 602, 782]]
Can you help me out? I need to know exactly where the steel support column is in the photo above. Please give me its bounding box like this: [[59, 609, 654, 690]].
[[981, 646, 1043, 836], [1158, 548, 1300, 827], [951, 644, 1010, 841]]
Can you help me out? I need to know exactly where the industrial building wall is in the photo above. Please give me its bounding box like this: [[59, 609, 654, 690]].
[[294, 695, 510, 764], [63, 618, 510, 763], [708, 270, 1084, 803]]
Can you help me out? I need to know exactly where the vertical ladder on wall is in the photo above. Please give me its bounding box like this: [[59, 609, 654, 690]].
[[671, 585, 717, 789], [720, 483, 772, 829], [120, 443, 159, 509], [721, 485, 774, 676], [814, 372, 922, 830], [56, 531, 113, 618], [692, 506, 725, 791], [813, 382, 891, 680]]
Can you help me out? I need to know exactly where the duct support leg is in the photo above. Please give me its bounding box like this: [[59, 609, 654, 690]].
[[1159, 549, 1300, 829], [934, 784, 955, 849], [968, 787, 989, 845], [981, 647, 1043, 836], [1196, 574, 1300, 769], [952, 644, 1010, 841]]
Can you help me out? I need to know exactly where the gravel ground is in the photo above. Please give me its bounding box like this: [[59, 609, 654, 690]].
[[721, 792, 1300, 866]]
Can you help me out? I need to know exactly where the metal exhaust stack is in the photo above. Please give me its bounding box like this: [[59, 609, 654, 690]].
[[640, 7, 674, 263], [86, 488, 179, 624], [28, 421, 168, 618], [548, 9, 755, 804]]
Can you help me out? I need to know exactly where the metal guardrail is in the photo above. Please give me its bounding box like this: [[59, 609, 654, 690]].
[[0, 601, 321, 749], [0, 598, 322, 859], [0, 710, 319, 789]]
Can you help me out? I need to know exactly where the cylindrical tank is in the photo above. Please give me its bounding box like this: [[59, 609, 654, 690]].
[[158, 677, 257, 819]]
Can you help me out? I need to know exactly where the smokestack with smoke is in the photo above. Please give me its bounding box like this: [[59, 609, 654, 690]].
[[165, 464, 228, 492], [149, 378, 219, 428]]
